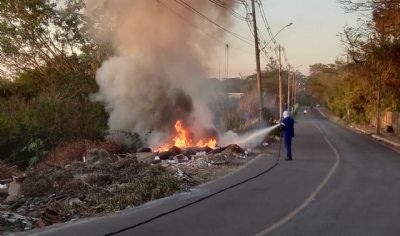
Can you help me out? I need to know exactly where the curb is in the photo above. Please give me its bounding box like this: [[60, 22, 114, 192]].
[[316, 108, 400, 148], [349, 126, 400, 148], [370, 134, 400, 148], [349, 125, 372, 135]]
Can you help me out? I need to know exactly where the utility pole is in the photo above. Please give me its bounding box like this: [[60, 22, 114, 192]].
[[377, 81, 381, 134], [278, 44, 282, 120], [218, 63, 220, 80], [376, 15, 384, 135], [287, 64, 291, 114], [293, 73, 296, 109], [292, 72, 296, 112], [251, 0, 263, 122]]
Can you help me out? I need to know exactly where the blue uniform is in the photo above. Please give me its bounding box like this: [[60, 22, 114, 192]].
[[280, 116, 295, 158]]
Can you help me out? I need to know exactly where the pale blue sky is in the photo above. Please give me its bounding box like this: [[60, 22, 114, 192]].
[[207, 0, 362, 78]]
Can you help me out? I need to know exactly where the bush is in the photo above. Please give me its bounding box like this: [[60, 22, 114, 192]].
[[0, 68, 108, 167]]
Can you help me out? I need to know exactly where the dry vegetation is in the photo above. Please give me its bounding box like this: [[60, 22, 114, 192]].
[[0, 140, 267, 233]]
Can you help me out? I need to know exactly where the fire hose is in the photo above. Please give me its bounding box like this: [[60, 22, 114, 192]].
[[104, 129, 283, 236]]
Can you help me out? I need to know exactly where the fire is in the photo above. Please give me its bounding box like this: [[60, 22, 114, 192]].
[[173, 120, 192, 148], [174, 120, 217, 148], [157, 120, 217, 150], [195, 139, 217, 149]]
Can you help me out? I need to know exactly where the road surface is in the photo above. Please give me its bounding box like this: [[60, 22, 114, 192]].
[[25, 107, 400, 236]]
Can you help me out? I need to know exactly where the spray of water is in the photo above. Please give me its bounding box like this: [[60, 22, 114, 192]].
[[219, 124, 280, 148]]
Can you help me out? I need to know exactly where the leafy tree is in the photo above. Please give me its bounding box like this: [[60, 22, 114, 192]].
[[0, 0, 116, 166], [0, 0, 85, 75], [317, 0, 400, 124]]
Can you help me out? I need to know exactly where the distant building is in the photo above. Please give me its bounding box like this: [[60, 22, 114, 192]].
[[227, 93, 244, 99]]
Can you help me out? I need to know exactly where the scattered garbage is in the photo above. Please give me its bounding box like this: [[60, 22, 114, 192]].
[[384, 125, 394, 133], [0, 140, 271, 233], [0, 156, 184, 232]]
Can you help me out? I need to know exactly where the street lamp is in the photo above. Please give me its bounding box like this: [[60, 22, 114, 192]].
[[261, 23, 293, 50], [273, 23, 293, 120], [290, 65, 302, 113]]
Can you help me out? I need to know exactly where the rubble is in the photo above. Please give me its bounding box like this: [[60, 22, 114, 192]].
[[7, 182, 21, 201], [0, 141, 270, 233], [136, 152, 157, 163], [0, 157, 184, 232], [85, 148, 112, 164]]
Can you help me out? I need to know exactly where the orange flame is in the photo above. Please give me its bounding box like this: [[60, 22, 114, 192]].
[[174, 120, 217, 148], [195, 139, 217, 149], [156, 147, 170, 152], [158, 120, 217, 150], [173, 120, 193, 148]]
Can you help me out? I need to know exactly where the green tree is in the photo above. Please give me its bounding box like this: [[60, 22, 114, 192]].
[[0, 0, 116, 166], [323, 0, 400, 124]]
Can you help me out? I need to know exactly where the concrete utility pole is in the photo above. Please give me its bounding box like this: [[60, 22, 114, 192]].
[[376, 15, 384, 135], [292, 73, 296, 112], [377, 82, 381, 134], [278, 44, 282, 120], [251, 0, 263, 122], [287, 64, 291, 114], [293, 74, 296, 109], [290, 65, 301, 113]]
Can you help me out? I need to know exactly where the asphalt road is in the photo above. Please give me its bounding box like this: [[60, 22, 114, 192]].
[[24, 107, 400, 236]]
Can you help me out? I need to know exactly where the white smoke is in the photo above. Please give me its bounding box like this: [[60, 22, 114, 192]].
[[86, 0, 240, 147]]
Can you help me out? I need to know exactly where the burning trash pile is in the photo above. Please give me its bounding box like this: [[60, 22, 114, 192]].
[[137, 120, 260, 179], [0, 132, 265, 233], [154, 143, 255, 185]]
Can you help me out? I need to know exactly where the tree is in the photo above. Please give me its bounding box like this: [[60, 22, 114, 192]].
[[0, 0, 84, 74], [333, 0, 400, 123], [0, 0, 117, 166]]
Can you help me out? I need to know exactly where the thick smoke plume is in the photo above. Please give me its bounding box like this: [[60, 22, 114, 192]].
[[86, 0, 239, 147]]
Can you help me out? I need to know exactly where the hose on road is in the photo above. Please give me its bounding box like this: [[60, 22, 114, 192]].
[[104, 128, 283, 236]]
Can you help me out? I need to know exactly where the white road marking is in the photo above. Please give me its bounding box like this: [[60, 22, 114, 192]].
[[314, 122, 323, 134], [253, 135, 340, 236]]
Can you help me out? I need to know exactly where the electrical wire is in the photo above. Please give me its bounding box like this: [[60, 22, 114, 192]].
[[256, 0, 285, 60], [176, 0, 252, 42], [244, 17, 268, 62], [242, 1, 272, 63], [257, 0, 278, 49], [209, 0, 247, 21], [104, 129, 283, 236], [174, 0, 255, 46], [157, 0, 252, 55]]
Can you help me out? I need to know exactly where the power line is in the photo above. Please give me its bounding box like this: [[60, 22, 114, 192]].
[[174, 0, 255, 46], [245, 18, 268, 63], [157, 1, 252, 54], [257, 0, 279, 50], [209, 0, 247, 21], [242, 1, 273, 62], [256, 1, 290, 65], [176, 0, 252, 43]]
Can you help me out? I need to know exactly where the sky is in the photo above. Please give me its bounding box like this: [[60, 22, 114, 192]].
[[204, 0, 361, 78], [67, 0, 363, 144]]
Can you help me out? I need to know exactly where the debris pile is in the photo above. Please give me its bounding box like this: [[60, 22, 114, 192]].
[[44, 140, 119, 165], [140, 143, 261, 184], [0, 161, 20, 180], [0, 141, 268, 233], [0, 150, 184, 232], [137, 144, 251, 166]]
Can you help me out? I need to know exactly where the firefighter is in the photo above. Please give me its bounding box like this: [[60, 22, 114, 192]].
[[280, 111, 295, 161]]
